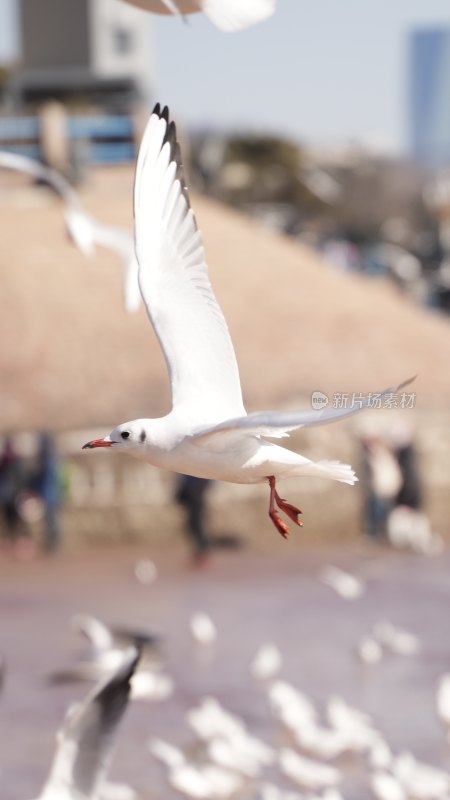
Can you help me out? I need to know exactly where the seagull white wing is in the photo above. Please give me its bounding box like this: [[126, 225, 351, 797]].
[[0, 151, 80, 207], [200, 0, 276, 31], [91, 221, 141, 313], [121, 0, 196, 17], [0, 150, 142, 307], [0, 150, 97, 257], [192, 378, 415, 443], [120, 0, 276, 31], [134, 104, 245, 425], [72, 613, 115, 652], [40, 648, 139, 800]]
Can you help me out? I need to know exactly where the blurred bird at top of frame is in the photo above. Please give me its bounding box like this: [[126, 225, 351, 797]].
[[32, 647, 139, 800], [0, 151, 141, 314], [82, 105, 413, 539], [118, 0, 277, 32]]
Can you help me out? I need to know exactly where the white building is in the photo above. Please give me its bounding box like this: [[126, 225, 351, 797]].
[[11, 0, 153, 110]]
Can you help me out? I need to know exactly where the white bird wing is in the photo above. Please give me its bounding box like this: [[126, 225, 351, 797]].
[[191, 378, 415, 443], [72, 613, 115, 653], [134, 104, 245, 425], [0, 150, 143, 305], [90, 220, 141, 313], [0, 150, 97, 257], [200, 0, 276, 31], [121, 0, 196, 17], [119, 0, 276, 31], [0, 150, 80, 207], [40, 648, 139, 800]]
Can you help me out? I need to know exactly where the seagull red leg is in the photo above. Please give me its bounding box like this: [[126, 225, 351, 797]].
[[267, 476, 303, 539]]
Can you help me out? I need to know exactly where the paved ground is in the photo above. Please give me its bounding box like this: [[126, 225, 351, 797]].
[[1, 539, 450, 799]]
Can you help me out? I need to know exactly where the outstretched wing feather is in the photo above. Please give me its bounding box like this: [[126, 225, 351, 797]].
[[134, 105, 245, 424]]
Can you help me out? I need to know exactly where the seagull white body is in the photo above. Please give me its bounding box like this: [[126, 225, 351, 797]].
[[83, 105, 412, 537], [33, 648, 139, 800], [120, 0, 277, 32], [0, 151, 140, 312]]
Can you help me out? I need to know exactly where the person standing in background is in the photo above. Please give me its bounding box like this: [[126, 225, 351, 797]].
[[0, 436, 34, 558], [33, 432, 64, 553]]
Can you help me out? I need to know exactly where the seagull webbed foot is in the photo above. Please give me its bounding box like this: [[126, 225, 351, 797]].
[[268, 476, 303, 539]]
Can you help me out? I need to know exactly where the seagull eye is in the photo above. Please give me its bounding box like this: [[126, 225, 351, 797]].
[[121, 431, 130, 440]]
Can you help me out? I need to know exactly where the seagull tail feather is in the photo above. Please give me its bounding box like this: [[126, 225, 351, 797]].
[[294, 459, 358, 485]]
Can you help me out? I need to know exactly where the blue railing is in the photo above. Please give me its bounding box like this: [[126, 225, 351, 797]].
[[0, 114, 136, 164]]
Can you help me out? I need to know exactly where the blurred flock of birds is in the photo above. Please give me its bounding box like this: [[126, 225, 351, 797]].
[[2, 555, 450, 800]]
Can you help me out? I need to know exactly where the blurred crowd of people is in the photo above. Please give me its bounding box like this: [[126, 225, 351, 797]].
[[359, 421, 438, 553], [0, 424, 435, 560], [0, 433, 65, 558]]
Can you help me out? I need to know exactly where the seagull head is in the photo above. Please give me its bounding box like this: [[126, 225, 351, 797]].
[[82, 420, 152, 453]]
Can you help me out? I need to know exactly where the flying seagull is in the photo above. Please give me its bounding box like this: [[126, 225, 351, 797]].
[[34, 647, 139, 800], [83, 104, 412, 538], [120, 0, 277, 32], [0, 151, 140, 313]]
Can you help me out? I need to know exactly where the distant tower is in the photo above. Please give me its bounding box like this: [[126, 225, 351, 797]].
[[410, 29, 450, 166], [12, 0, 153, 111]]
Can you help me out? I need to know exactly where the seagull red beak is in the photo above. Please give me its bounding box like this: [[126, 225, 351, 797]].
[[82, 437, 113, 449]]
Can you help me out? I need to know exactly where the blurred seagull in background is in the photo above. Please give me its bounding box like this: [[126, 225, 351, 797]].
[[370, 771, 406, 800], [319, 566, 365, 600], [133, 558, 158, 585], [436, 674, 450, 735], [0, 151, 140, 313], [268, 680, 317, 731], [278, 749, 341, 792], [250, 643, 282, 681], [33, 647, 139, 800], [47, 613, 169, 701], [190, 612, 217, 645], [0, 151, 95, 257], [149, 734, 245, 799], [72, 612, 162, 657], [372, 621, 420, 657], [120, 0, 277, 32], [356, 635, 383, 666], [82, 105, 413, 539]]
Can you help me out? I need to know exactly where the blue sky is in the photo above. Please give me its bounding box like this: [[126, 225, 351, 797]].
[[3, 1, 450, 154]]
